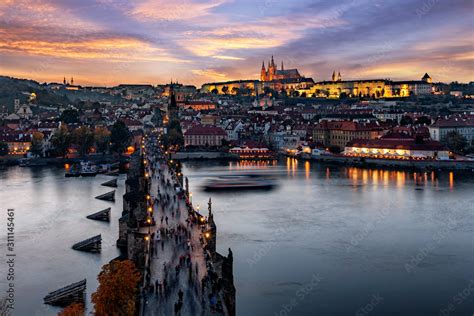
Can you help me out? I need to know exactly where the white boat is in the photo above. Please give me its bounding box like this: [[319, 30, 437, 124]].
[[80, 161, 98, 177], [311, 148, 331, 158], [203, 174, 276, 191]]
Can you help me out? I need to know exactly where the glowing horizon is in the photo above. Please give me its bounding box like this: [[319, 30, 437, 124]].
[[1, 0, 473, 87]]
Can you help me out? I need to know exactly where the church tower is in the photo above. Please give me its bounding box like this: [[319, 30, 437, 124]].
[[332, 71, 336, 82], [261, 61, 267, 81], [268, 55, 276, 81], [281, 60, 284, 71], [337, 71, 342, 82]]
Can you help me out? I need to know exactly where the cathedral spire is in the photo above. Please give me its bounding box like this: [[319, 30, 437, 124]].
[[262, 61, 265, 70], [271, 55, 275, 67], [281, 60, 284, 71], [332, 71, 336, 82]]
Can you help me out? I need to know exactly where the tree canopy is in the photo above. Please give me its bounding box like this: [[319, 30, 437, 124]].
[[58, 303, 84, 316], [30, 131, 44, 157], [92, 260, 141, 316], [73, 126, 94, 157], [446, 131, 468, 153], [0, 141, 9, 156], [110, 120, 131, 154], [52, 124, 72, 158]]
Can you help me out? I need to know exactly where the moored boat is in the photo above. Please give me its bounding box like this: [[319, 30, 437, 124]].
[[65, 163, 81, 177], [79, 161, 97, 177]]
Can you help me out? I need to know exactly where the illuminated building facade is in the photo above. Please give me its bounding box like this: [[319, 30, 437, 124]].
[[344, 139, 449, 160], [303, 72, 433, 98], [313, 120, 385, 150], [184, 125, 227, 147]]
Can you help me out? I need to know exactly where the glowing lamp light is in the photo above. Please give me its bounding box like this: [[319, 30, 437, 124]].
[[144, 236, 150, 241], [205, 232, 210, 239], [148, 206, 152, 212], [200, 217, 205, 223], [147, 218, 152, 224], [146, 195, 151, 200]]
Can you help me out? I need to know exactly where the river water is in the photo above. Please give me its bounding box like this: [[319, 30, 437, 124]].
[[1, 159, 473, 315]]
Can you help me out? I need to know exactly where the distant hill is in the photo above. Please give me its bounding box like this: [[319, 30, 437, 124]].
[[0, 76, 69, 111], [0, 76, 122, 112]]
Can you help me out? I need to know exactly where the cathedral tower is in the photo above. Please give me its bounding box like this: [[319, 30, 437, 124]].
[[261, 61, 267, 81]]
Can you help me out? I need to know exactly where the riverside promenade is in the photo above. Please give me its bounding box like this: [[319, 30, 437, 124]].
[[131, 133, 235, 316]]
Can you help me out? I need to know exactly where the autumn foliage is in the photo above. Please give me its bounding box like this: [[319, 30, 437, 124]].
[[58, 303, 84, 316], [92, 260, 141, 316]]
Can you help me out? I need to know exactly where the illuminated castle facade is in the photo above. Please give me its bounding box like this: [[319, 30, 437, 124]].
[[260, 56, 301, 82], [305, 71, 433, 98], [201, 58, 434, 99]]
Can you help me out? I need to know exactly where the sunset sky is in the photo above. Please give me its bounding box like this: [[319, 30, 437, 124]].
[[0, 0, 473, 87]]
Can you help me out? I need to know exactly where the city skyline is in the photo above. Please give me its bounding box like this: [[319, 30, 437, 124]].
[[1, 0, 473, 86]]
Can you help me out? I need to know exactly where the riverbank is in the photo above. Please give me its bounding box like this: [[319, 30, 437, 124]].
[[0, 154, 129, 166], [171, 151, 239, 160], [296, 153, 474, 171]]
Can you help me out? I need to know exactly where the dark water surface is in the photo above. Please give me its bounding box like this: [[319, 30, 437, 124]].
[[183, 159, 474, 316], [0, 166, 122, 315], [1, 159, 473, 315]]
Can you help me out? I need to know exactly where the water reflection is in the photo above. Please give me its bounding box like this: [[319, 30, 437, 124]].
[[279, 158, 460, 189], [182, 159, 474, 316]]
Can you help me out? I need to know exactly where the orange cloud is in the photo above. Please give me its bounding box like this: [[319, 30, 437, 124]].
[[129, 0, 227, 21]]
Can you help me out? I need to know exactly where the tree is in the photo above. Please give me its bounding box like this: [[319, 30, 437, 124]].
[[52, 124, 72, 158], [94, 126, 111, 155], [415, 116, 431, 125], [30, 131, 44, 157], [292, 90, 300, 97], [60, 109, 80, 124], [110, 120, 131, 154], [73, 126, 94, 157], [300, 92, 307, 98], [221, 85, 229, 95], [211, 88, 218, 95], [92, 260, 141, 316], [58, 303, 84, 316], [446, 131, 467, 153], [167, 128, 184, 147], [0, 141, 9, 156], [0, 296, 9, 316], [399, 115, 413, 126], [231, 87, 240, 95]]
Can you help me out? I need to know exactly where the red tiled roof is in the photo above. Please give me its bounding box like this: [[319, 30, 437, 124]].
[[184, 125, 226, 136], [431, 114, 474, 128], [315, 120, 383, 131]]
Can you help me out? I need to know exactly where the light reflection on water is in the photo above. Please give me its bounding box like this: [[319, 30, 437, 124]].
[[0, 161, 473, 315], [183, 159, 474, 316]]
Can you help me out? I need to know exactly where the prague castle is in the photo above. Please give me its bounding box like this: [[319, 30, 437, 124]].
[[306, 71, 433, 98], [260, 56, 302, 81], [201, 57, 434, 98]]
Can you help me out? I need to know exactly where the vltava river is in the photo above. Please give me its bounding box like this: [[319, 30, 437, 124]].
[[1, 159, 473, 315]]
